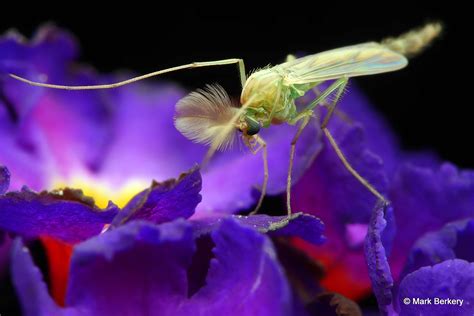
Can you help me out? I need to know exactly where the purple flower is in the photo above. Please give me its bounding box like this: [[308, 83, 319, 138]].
[[13, 220, 344, 316], [2, 23, 473, 316], [0, 186, 118, 243], [2, 155, 335, 315], [402, 218, 474, 277], [10, 214, 329, 315], [365, 203, 474, 315], [292, 81, 474, 303], [0, 165, 201, 243], [389, 162, 474, 277]]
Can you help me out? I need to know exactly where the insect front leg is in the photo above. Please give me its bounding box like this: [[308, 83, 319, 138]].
[[10, 58, 247, 90], [250, 136, 269, 215], [286, 115, 311, 216]]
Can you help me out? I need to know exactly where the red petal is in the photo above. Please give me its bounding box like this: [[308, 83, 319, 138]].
[[40, 236, 73, 306]]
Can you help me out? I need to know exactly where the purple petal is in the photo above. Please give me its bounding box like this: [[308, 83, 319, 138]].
[[0, 165, 9, 194], [398, 259, 474, 316], [191, 213, 325, 245], [10, 238, 62, 316], [112, 166, 202, 226], [0, 25, 111, 190], [0, 25, 77, 78], [66, 218, 292, 315], [66, 220, 194, 315], [0, 187, 117, 243], [364, 202, 395, 315], [94, 81, 202, 185], [402, 218, 474, 278], [186, 218, 292, 316], [389, 162, 474, 278]]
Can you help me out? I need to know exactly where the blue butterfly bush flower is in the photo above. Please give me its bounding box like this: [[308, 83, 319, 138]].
[[0, 25, 473, 316]]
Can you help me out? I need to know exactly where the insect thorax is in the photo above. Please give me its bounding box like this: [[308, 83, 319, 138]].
[[241, 68, 298, 127]]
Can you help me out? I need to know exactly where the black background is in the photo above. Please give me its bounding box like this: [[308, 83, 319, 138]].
[[0, 5, 469, 167]]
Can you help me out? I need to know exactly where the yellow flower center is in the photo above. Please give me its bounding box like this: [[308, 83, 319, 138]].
[[53, 176, 149, 208]]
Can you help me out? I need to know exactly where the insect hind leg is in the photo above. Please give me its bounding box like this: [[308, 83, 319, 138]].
[[297, 77, 388, 204], [323, 128, 388, 203]]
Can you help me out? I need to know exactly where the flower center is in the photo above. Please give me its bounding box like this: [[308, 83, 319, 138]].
[[53, 176, 149, 208]]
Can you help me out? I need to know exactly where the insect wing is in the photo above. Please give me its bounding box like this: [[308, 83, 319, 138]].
[[280, 42, 408, 84]]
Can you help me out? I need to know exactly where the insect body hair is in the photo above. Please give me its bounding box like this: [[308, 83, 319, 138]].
[[381, 22, 442, 57]]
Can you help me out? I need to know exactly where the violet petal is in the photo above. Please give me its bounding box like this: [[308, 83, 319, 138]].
[[0, 165, 9, 194], [364, 202, 395, 315], [10, 238, 63, 316], [402, 218, 474, 278], [398, 259, 474, 316], [66, 219, 292, 315], [191, 212, 325, 245], [66, 220, 194, 315], [112, 166, 202, 226], [0, 187, 117, 243], [390, 162, 474, 277], [186, 218, 292, 316]]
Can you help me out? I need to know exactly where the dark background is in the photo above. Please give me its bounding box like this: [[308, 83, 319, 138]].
[[0, 5, 469, 167]]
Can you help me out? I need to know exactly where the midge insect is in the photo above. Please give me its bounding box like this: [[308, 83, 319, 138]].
[[10, 22, 442, 216]]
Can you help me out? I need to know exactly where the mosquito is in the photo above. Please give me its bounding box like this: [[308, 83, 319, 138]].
[[9, 22, 442, 216]]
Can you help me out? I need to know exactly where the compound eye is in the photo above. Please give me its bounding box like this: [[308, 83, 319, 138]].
[[245, 116, 261, 136]]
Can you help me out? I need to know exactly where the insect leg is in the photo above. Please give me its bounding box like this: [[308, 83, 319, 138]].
[[323, 128, 388, 203], [249, 136, 268, 215], [311, 78, 387, 202], [10, 58, 247, 90], [286, 115, 311, 216]]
